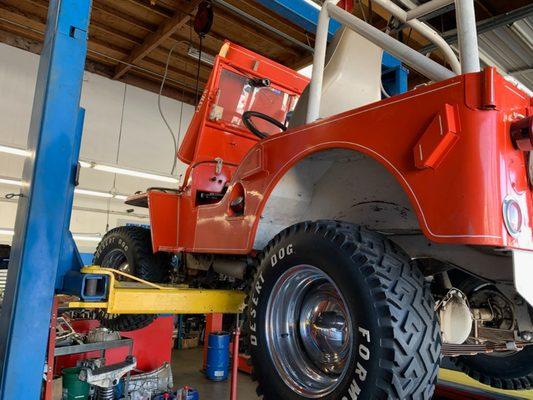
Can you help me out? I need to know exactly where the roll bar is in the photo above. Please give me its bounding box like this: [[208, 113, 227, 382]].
[[306, 0, 481, 123], [373, 0, 461, 74]]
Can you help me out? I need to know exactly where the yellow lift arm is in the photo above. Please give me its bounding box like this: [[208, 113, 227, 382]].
[[67, 267, 246, 314], [67, 269, 533, 399]]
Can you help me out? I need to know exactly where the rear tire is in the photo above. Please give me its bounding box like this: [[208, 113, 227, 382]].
[[248, 221, 441, 400], [451, 278, 533, 390], [93, 226, 171, 331], [453, 347, 533, 390]]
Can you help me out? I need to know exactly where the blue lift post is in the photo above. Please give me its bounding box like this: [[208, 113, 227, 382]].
[[0, 0, 92, 398], [256, 0, 409, 95], [0, 1, 402, 397]]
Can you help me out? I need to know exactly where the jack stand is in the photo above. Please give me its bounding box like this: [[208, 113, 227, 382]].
[[230, 314, 241, 400]]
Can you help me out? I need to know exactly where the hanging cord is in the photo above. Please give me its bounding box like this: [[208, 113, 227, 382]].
[[106, 84, 128, 232], [380, 80, 391, 98], [194, 35, 204, 105], [405, 27, 413, 48], [4, 193, 22, 199], [176, 87, 186, 182], [358, 0, 367, 22], [158, 40, 188, 175]]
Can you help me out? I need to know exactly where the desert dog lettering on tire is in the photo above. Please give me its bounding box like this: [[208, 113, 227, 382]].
[[248, 221, 441, 400]]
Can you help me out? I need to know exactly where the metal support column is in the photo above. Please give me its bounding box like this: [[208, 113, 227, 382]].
[[0, 0, 91, 398]]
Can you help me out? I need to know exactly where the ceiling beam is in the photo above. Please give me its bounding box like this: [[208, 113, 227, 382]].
[[418, 3, 533, 53], [0, 25, 198, 105], [92, 0, 156, 34], [212, 0, 313, 53], [0, 9, 204, 100], [113, 0, 202, 80]]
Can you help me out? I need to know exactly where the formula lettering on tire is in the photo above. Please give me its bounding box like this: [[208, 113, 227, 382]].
[[343, 327, 371, 400]]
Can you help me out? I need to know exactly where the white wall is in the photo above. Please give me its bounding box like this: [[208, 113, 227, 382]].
[[0, 43, 195, 253]]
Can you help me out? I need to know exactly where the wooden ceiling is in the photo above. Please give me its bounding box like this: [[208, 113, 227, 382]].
[[0, 0, 530, 104], [0, 0, 313, 104]]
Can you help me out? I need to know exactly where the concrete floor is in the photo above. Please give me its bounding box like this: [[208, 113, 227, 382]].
[[51, 347, 259, 400], [51, 348, 527, 399], [171, 348, 260, 400]]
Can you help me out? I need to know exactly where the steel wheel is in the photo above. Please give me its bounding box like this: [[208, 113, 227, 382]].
[[265, 264, 353, 398]]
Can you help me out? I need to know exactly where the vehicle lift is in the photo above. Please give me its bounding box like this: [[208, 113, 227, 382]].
[[0, 1, 244, 399], [0, 1, 529, 400]]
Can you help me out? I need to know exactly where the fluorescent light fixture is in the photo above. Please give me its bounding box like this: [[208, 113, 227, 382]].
[[72, 234, 102, 242], [0, 143, 178, 184], [80, 161, 178, 183], [0, 180, 128, 201], [0, 178, 23, 187], [75, 188, 114, 198], [78, 160, 92, 168], [74, 188, 130, 201], [0, 228, 101, 242], [188, 46, 215, 66], [90, 164, 178, 183], [0, 144, 30, 157]]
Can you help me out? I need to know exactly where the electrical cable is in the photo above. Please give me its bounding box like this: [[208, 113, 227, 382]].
[[380, 80, 391, 98], [158, 40, 188, 175], [358, 0, 368, 22], [106, 84, 128, 232], [195, 36, 204, 105], [176, 85, 186, 182]]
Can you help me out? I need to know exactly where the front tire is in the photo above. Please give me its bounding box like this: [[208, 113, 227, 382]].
[[248, 221, 441, 400], [93, 226, 171, 331]]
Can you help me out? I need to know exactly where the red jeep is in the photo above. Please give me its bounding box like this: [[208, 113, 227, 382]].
[[94, 2, 533, 399]]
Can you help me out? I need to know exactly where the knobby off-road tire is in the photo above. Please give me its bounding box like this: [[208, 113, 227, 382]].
[[93, 226, 171, 332], [247, 221, 441, 400]]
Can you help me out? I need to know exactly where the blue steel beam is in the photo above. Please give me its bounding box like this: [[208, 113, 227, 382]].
[[0, 0, 91, 398], [255, 0, 341, 40]]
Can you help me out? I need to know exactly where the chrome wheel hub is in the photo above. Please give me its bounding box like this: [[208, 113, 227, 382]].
[[266, 265, 353, 397]]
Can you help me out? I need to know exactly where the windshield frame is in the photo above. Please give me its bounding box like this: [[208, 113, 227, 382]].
[[208, 64, 301, 137]]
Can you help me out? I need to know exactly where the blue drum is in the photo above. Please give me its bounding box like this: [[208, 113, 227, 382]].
[[205, 331, 230, 381]]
